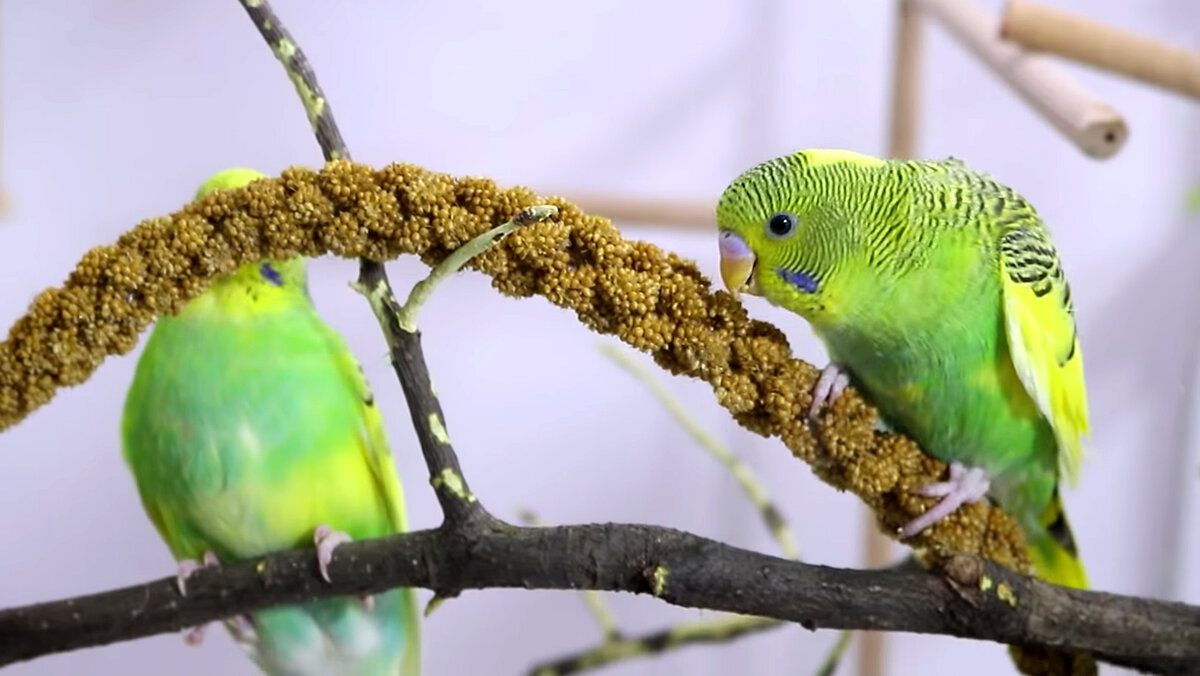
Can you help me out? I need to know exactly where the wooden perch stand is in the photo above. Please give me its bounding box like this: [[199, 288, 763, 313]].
[[551, 191, 714, 229], [911, 0, 1128, 159], [1000, 0, 1200, 101]]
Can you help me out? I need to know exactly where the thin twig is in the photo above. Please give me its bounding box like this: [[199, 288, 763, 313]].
[[814, 630, 855, 676], [527, 616, 782, 676], [236, 0, 350, 160], [396, 205, 559, 332], [353, 207, 556, 525]]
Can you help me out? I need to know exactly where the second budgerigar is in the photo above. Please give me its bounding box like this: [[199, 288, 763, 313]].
[[121, 168, 421, 675]]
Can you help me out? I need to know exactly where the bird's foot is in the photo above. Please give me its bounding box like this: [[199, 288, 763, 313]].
[[900, 462, 991, 538], [175, 550, 220, 597], [226, 615, 258, 645], [313, 525, 374, 610], [808, 362, 851, 420], [176, 551, 256, 646]]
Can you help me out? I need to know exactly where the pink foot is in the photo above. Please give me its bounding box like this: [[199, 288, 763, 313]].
[[808, 363, 851, 420], [227, 614, 258, 644], [314, 524, 353, 583], [175, 551, 256, 646], [313, 525, 375, 610], [900, 462, 991, 538], [175, 551, 221, 597], [183, 625, 207, 646]]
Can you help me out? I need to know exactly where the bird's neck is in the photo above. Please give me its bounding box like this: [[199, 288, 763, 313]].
[[173, 278, 312, 323]]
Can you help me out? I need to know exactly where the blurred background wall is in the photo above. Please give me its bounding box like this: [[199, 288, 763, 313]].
[[0, 1, 1197, 674]]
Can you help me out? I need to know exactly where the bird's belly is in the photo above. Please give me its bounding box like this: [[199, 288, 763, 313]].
[[848, 354, 1054, 484], [137, 407, 387, 561]]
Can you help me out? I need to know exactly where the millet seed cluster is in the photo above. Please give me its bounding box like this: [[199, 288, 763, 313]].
[[0, 159, 1032, 575]]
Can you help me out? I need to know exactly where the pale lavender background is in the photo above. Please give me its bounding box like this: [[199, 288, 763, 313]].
[[1, 1, 1197, 675]]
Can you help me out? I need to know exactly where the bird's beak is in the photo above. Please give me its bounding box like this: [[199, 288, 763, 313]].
[[718, 230, 761, 298]]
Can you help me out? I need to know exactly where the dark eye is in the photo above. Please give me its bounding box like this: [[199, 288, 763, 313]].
[[766, 212, 797, 239]]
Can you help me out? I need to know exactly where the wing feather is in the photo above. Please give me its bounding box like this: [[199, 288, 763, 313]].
[[997, 222, 1090, 486]]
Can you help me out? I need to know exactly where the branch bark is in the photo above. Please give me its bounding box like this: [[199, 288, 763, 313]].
[[0, 522, 1197, 673]]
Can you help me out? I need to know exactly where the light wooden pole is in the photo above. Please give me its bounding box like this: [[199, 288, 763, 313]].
[[551, 192, 712, 229], [913, 0, 1128, 159], [1001, 0, 1200, 101], [855, 6, 925, 675], [0, 1, 8, 219]]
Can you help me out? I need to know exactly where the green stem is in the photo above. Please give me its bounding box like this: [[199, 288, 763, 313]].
[[813, 629, 855, 676], [527, 615, 783, 676], [396, 205, 557, 331]]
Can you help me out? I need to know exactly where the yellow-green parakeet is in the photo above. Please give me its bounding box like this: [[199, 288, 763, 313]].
[[120, 168, 421, 675], [715, 148, 1090, 589]]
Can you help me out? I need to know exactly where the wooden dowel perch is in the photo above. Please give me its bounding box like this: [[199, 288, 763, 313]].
[[912, 0, 1128, 159], [552, 192, 714, 229], [1000, 0, 1200, 101], [859, 3, 927, 673], [0, 6, 9, 221], [887, 0, 924, 161]]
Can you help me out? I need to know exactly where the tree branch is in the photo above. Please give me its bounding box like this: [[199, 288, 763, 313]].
[[0, 524, 1196, 673]]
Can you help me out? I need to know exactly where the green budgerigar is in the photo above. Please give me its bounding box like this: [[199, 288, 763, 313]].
[[716, 149, 1091, 589], [121, 168, 421, 675]]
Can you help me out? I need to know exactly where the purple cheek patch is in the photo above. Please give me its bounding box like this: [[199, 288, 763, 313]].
[[777, 268, 818, 293]]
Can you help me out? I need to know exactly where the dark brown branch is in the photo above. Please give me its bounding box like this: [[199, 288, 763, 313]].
[[0, 523, 1196, 674], [235, 0, 487, 527]]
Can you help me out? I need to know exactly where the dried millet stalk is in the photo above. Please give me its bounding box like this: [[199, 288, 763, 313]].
[[0, 159, 1033, 575]]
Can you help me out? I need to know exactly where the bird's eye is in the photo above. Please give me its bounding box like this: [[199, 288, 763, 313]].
[[766, 212, 797, 239]]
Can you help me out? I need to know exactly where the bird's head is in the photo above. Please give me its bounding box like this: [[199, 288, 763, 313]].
[[715, 148, 886, 326], [193, 168, 309, 304]]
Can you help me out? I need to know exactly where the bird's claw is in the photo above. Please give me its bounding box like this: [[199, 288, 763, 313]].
[[175, 551, 256, 646], [314, 524, 353, 584], [227, 614, 258, 645], [313, 525, 375, 610], [900, 462, 991, 538], [808, 362, 851, 420], [175, 550, 221, 597]]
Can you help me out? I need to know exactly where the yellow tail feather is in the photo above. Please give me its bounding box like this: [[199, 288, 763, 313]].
[[1029, 490, 1089, 589]]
